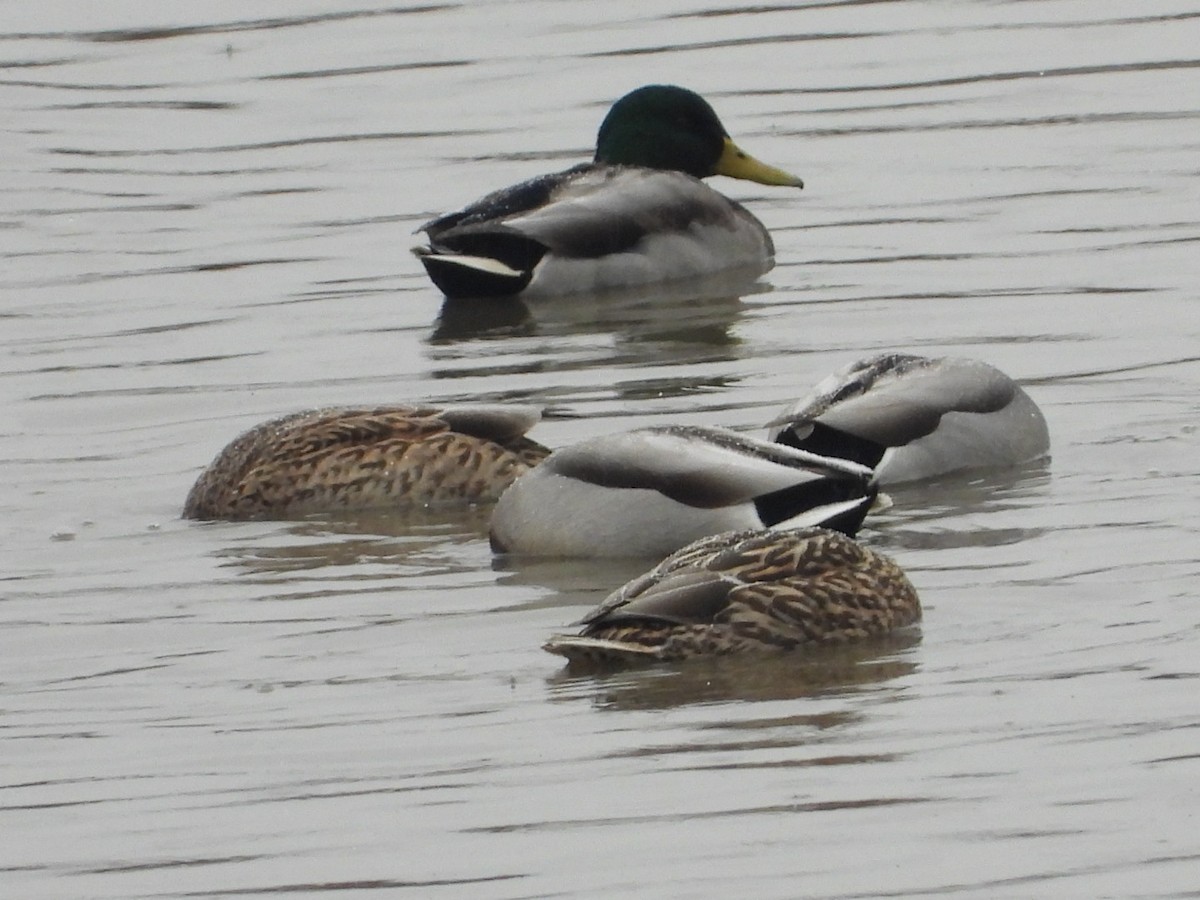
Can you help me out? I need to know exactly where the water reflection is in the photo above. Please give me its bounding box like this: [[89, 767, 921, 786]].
[[7, 1, 1200, 895], [429, 297, 535, 341], [547, 631, 921, 710], [423, 271, 764, 390], [208, 507, 493, 577], [867, 460, 1053, 552], [492, 553, 653, 610], [429, 270, 761, 345]]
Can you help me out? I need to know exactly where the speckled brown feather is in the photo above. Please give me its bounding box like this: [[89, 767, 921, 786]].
[[544, 527, 920, 664], [183, 405, 549, 520]]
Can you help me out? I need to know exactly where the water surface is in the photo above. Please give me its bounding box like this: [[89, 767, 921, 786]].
[[3, 2, 1199, 897]]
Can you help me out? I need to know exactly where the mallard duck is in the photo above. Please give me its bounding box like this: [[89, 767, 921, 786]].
[[767, 353, 1050, 484], [489, 425, 875, 557], [414, 84, 804, 299], [543, 526, 921, 665], [183, 404, 549, 520]]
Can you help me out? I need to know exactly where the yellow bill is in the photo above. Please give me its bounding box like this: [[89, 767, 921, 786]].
[[716, 137, 804, 188]]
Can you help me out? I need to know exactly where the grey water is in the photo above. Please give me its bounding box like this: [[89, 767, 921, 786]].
[[3, 1, 1199, 897]]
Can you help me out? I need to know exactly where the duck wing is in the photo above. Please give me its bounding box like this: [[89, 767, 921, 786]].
[[436, 404, 543, 444], [770, 354, 1049, 481], [183, 404, 547, 519], [772, 355, 1014, 444], [420, 166, 587, 237], [502, 167, 751, 258], [416, 166, 768, 298], [422, 165, 744, 255], [581, 527, 851, 627], [416, 167, 589, 297], [546, 527, 921, 662], [549, 425, 871, 509]]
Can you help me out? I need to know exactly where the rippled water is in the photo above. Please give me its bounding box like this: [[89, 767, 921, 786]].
[[4, 2, 1199, 897]]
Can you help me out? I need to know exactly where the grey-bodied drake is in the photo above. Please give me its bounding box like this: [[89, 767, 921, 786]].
[[767, 353, 1050, 484], [489, 425, 875, 558], [414, 85, 803, 299]]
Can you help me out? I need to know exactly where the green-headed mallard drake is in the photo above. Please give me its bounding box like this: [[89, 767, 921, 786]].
[[183, 404, 549, 520], [414, 85, 803, 299], [768, 353, 1050, 484], [489, 425, 875, 557], [543, 526, 921, 665]]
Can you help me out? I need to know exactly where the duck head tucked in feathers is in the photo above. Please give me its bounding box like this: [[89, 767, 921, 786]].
[[543, 526, 920, 666], [183, 404, 549, 520], [489, 424, 876, 558], [768, 353, 1050, 484]]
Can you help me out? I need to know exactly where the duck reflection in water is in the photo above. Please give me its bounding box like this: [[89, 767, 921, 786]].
[[207, 507, 495, 578], [429, 269, 760, 346], [547, 630, 921, 711], [864, 460, 1052, 554]]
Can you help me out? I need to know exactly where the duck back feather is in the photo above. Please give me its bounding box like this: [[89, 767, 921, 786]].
[[544, 527, 920, 664], [489, 425, 875, 557], [416, 167, 774, 299], [184, 404, 548, 520], [770, 354, 1050, 483]]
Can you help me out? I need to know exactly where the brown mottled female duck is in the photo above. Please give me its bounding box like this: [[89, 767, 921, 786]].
[[544, 527, 920, 665], [183, 404, 549, 520]]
